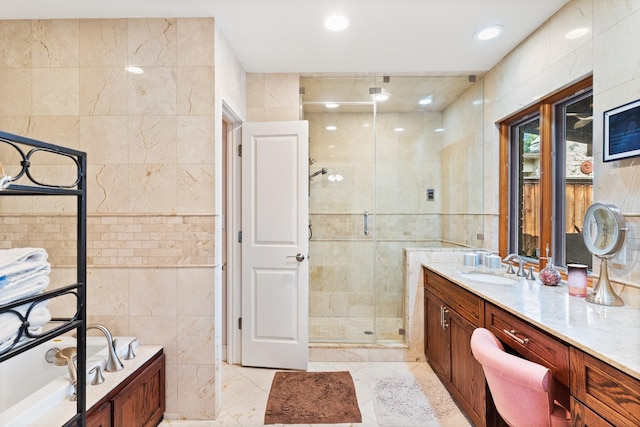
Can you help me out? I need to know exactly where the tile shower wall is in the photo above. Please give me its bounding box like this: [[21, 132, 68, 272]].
[[307, 110, 446, 342], [0, 18, 222, 420], [441, 80, 486, 248]]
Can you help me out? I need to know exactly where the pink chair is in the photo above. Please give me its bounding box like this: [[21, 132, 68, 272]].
[[470, 328, 570, 427]]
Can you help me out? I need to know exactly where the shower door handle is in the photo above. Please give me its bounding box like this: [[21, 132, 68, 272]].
[[286, 253, 305, 262], [363, 211, 369, 236]]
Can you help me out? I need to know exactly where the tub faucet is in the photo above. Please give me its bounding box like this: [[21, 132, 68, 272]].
[[503, 253, 526, 277], [87, 324, 124, 372], [54, 347, 78, 401]]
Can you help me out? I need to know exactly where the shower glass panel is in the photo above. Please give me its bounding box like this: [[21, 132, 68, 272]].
[[302, 75, 482, 344], [303, 77, 377, 343]]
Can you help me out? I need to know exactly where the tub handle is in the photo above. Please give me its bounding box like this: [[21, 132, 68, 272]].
[[89, 366, 105, 385], [125, 338, 138, 360]]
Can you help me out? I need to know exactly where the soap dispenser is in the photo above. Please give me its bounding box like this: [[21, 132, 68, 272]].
[[539, 245, 561, 286]]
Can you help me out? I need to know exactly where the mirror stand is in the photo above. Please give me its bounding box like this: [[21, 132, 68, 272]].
[[586, 257, 624, 307]]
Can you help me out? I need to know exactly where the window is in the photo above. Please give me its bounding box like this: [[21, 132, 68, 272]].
[[499, 77, 593, 269]]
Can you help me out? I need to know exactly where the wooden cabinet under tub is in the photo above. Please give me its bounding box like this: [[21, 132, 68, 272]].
[[423, 266, 640, 427], [87, 350, 165, 427]]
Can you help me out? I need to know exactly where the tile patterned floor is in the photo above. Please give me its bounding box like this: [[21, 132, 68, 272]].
[[159, 361, 471, 426]]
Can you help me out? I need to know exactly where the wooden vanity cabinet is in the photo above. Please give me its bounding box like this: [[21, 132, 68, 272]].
[[570, 398, 615, 427], [424, 269, 487, 427], [87, 350, 165, 427], [485, 303, 570, 387], [424, 289, 450, 378], [423, 266, 640, 427], [570, 348, 640, 427], [86, 401, 111, 427]]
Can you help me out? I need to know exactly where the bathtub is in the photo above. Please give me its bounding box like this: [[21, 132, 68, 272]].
[[0, 335, 138, 427]]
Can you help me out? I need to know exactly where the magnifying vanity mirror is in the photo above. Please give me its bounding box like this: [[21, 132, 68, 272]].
[[582, 203, 627, 306]]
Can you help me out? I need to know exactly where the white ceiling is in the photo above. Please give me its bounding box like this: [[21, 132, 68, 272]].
[[1, 0, 569, 74]]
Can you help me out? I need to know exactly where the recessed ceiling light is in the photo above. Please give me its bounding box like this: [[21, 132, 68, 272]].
[[373, 93, 390, 101], [419, 97, 433, 106], [394, 127, 404, 132], [326, 125, 337, 131], [472, 99, 484, 106], [565, 28, 589, 39], [474, 25, 504, 41], [435, 128, 445, 132], [325, 103, 340, 109], [125, 66, 144, 74], [324, 15, 349, 31]]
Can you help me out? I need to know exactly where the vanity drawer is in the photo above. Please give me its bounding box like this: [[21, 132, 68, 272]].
[[484, 303, 569, 386], [570, 348, 640, 427], [425, 270, 483, 327]]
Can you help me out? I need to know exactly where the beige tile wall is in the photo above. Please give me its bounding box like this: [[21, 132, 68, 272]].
[[441, 79, 485, 247], [0, 17, 218, 420], [247, 73, 300, 122], [477, 0, 640, 301]]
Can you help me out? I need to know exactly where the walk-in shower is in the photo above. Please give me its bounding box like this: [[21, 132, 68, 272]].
[[301, 75, 484, 344]]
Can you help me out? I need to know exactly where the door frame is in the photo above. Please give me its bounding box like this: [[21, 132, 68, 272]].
[[222, 98, 244, 365]]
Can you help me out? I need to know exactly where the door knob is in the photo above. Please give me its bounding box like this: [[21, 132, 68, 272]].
[[286, 253, 305, 262]]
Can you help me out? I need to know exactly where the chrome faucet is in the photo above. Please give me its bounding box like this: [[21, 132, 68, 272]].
[[503, 253, 526, 277], [87, 324, 124, 372]]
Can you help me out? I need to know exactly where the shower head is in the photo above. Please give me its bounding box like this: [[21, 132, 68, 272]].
[[309, 167, 328, 179]]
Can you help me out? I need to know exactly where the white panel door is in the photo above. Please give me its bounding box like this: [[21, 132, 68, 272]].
[[241, 121, 309, 370]]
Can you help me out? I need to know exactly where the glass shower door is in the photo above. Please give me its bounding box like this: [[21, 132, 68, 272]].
[[303, 77, 377, 343]]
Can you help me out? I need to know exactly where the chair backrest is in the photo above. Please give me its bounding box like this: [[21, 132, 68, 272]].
[[470, 328, 563, 427]]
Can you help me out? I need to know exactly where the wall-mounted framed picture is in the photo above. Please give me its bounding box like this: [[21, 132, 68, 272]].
[[604, 98, 640, 162]]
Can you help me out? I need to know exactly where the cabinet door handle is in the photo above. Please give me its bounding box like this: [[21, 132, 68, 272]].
[[442, 307, 449, 329], [503, 329, 530, 345]]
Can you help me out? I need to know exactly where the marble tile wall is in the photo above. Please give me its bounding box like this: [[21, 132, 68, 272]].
[[441, 80, 486, 248], [246, 73, 300, 122], [456, 0, 640, 301], [0, 17, 220, 420]]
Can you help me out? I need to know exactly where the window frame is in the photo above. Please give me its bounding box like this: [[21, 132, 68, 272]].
[[498, 76, 593, 267]]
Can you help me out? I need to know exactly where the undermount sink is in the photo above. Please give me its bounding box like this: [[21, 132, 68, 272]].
[[459, 272, 518, 285]]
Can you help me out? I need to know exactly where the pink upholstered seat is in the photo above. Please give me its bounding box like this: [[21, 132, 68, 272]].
[[470, 328, 570, 427]]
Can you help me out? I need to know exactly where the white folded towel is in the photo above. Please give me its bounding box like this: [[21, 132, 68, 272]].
[[0, 274, 50, 305], [0, 247, 49, 279], [0, 247, 51, 306]]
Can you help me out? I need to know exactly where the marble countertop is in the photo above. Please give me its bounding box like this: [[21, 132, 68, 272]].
[[423, 262, 640, 380]]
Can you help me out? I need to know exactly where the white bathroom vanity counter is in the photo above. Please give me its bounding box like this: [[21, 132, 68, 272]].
[[28, 344, 163, 426], [423, 262, 640, 380]]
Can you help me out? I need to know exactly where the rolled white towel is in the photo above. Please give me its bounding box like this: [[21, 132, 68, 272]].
[[0, 247, 49, 279]]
